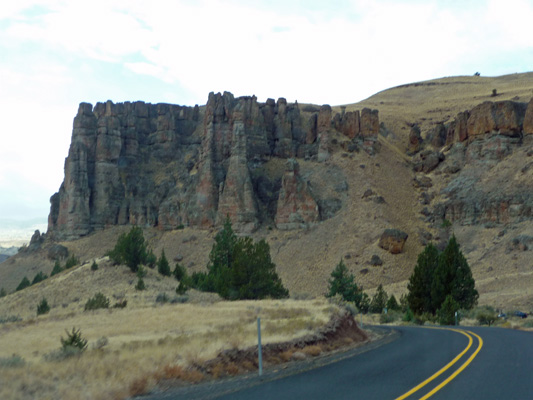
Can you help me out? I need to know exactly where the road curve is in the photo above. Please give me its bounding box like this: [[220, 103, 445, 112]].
[[145, 326, 533, 400]]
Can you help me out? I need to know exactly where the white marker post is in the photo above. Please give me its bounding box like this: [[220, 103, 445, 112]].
[[257, 317, 263, 376]]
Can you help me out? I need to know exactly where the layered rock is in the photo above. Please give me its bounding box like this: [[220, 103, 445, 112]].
[[275, 159, 319, 230], [48, 93, 379, 240]]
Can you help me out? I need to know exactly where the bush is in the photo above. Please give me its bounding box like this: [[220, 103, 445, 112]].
[[16, 277, 30, 291], [91, 261, 98, 271], [65, 254, 80, 269], [51, 260, 62, 276], [380, 310, 401, 324], [84, 293, 110, 311], [37, 298, 50, 315], [403, 308, 414, 322], [155, 293, 169, 303], [477, 310, 497, 326], [0, 355, 25, 368], [0, 288, 6, 298], [61, 327, 88, 351], [0, 315, 22, 324], [32, 271, 48, 285], [108, 226, 148, 272], [157, 249, 171, 277], [170, 295, 189, 304], [173, 263, 187, 281], [176, 281, 188, 295], [113, 299, 127, 308]]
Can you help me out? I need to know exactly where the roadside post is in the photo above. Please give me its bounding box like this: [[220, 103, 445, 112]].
[[257, 317, 263, 377], [455, 311, 458, 326]]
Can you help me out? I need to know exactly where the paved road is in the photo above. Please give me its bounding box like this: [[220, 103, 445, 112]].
[[210, 326, 532, 400], [145, 326, 532, 399]]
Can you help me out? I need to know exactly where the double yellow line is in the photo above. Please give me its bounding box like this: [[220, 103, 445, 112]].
[[394, 328, 483, 400]]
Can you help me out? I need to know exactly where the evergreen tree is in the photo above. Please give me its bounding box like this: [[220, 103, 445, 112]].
[[157, 249, 171, 277], [91, 261, 98, 271], [438, 295, 459, 325], [386, 294, 400, 311], [37, 298, 50, 315], [51, 260, 62, 276], [0, 288, 6, 297], [64, 254, 79, 269], [369, 284, 388, 313], [16, 276, 31, 291], [431, 236, 478, 311], [196, 217, 288, 300], [326, 259, 363, 305], [173, 263, 187, 281], [31, 271, 48, 285], [108, 226, 147, 272], [407, 243, 440, 314], [146, 249, 157, 269]]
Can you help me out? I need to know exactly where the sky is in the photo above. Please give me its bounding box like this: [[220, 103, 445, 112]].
[[1, 0, 532, 223]]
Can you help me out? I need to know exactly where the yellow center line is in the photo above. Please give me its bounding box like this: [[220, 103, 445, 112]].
[[394, 328, 474, 400], [418, 330, 483, 400]]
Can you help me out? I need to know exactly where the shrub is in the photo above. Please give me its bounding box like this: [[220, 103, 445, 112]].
[[0, 355, 25, 368], [176, 281, 188, 295], [0, 288, 6, 298], [32, 271, 48, 285], [61, 327, 88, 352], [170, 295, 189, 304], [16, 277, 30, 291], [157, 249, 171, 277], [403, 308, 414, 322], [113, 299, 127, 308], [65, 254, 80, 269], [156, 293, 169, 303], [173, 263, 187, 281], [91, 261, 98, 271], [380, 310, 401, 324], [137, 265, 147, 278], [84, 292, 110, 311], [37, 298, 50, 315], [477, 310, 497, 326], [0, 315, 22, 324], [108, 226, 148, 272], [51, 260, 62, 276]]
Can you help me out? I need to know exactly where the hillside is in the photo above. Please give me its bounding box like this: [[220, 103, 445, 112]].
[[1, 72, 532, 312]]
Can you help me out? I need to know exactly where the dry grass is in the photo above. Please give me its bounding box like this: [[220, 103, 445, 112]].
[[0, 277, 337, 400]]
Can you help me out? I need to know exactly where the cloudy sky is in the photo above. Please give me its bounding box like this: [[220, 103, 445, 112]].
[[1, 0, 532, 223]]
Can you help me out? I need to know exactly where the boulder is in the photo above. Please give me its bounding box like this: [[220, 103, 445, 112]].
[[378, 229, 408, 254], [523, 98, 533, 134]]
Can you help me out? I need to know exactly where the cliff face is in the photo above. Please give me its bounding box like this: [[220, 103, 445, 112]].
[[48, 93, 379, 240], [415, 99, 533, 227]]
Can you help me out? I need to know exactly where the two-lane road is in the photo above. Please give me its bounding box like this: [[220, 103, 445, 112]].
[[212, 326, 532, 400], [146, 326, 532, 399]]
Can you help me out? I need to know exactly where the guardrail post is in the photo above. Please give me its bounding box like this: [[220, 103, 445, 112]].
[[257, 317, 263, 376]]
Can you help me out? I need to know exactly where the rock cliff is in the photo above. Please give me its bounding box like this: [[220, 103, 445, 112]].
[[48, 93, 379, 240]]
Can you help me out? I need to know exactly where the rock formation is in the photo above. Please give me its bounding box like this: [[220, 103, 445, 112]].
[[48, 93, 379, 240], [275, 159, 319, 230]]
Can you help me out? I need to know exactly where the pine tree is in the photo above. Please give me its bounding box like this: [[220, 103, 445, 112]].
[[432, 236, 478, 311], [407, 243, 440, 314], [16, 277, 31, 291], [31, 271, 48, 285], [207, 216, 237, 294], [157, 249, 171, 277], [51, 260, 62, 276], [37, 298, 50, 315], [386, 294, 400, 311], [369, 284, 388, 313], [326, 259, 362, 304], [438, 295, 459, 325], [108, 227, 147, 272]]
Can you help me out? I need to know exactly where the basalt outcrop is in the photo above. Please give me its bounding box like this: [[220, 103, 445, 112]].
[[48, 92, 379, 240], [415, 99, 533, 227]]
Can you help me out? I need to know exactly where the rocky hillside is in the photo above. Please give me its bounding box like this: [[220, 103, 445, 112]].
[[2, 73, 532, 311]]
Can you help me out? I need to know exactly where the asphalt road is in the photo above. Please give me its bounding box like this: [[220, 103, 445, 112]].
[[145, 325, 533, 400], [210, 326, 533, 400]]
